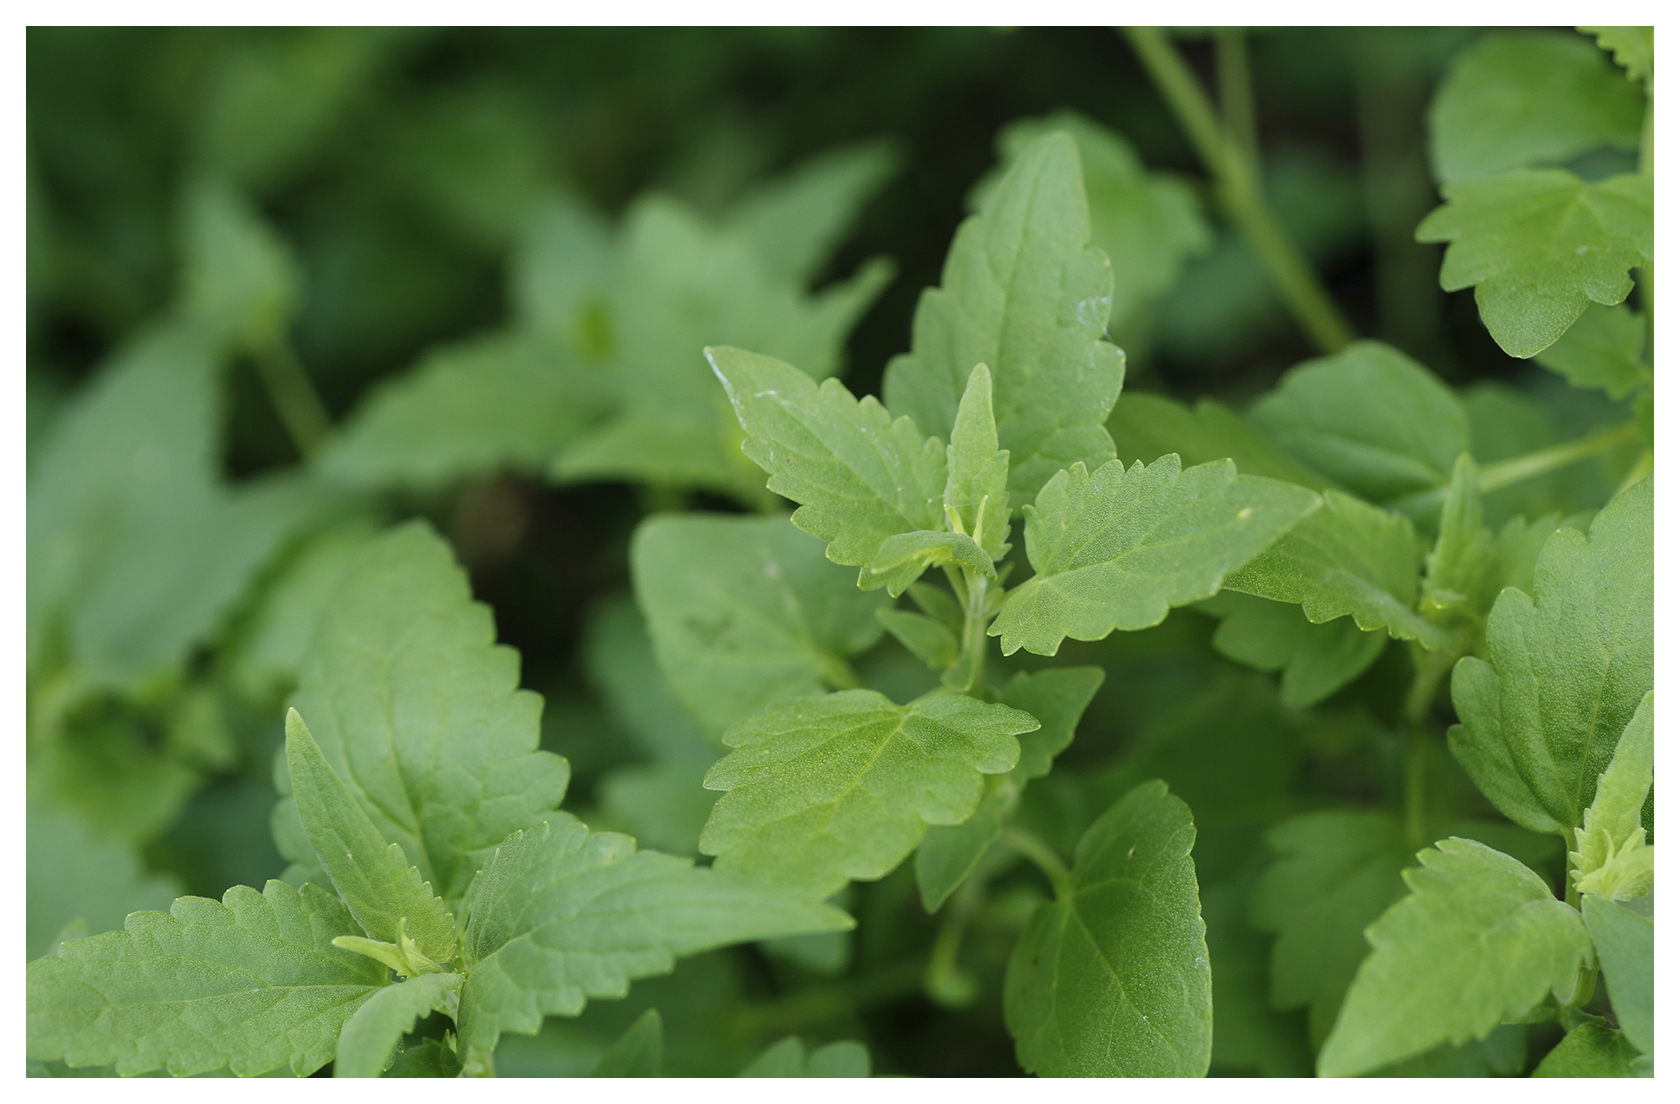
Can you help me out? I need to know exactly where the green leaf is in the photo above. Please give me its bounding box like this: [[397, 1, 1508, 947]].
[[632, 513, 887, 739], [1572, 691, 1653, 900], [1580, 26, 1654, 92], [1199, 879, 1312, 1076], [876, 608, 957, 670], [725, 139, 900, 285], [27, 793, 181, 960], [1005, 780, 1212, 1076], [1533, 1015, 1644, 1076], [883, 131, 1126, 497], [1224, 488, 1460, 651], [510, 190, 616, 356], [1108, 392, 1333, 490], [1533, 302, 1650, 399], [590, 1008, 663, 1077], [1248, 341, 1469, 504], [985, 111, 1211, 331], [999, 666, 1105, 782], [333, 972, 461, 1078], [700, 690, 1037, 898], [320, 332, 600, 491], [1449, 477, 1652, 833], [738, 1036, 871, 1077], [867, 529, 992, 596], [284, 710, 457, 965], [1580, 896, 1652, 1053], [914, 783, 1010, 913], [709, 346, 948, 578], [943, 363, 1011, 559], [597, 760, 717, 858], [280, 521, 571, 905], [1317, 837, 1594, 1077], [1203, 592, 1387, 708], [27, 880, 387, 1077], [1428, 30, 1644, 184], [1250, 811, 1412, 1045], [1421, 453, 1491, 617], [1417, 169, 1652, 358], [992, 455, 1319, 656], [177, 177, 301, 351], [456, 816, 851, 1053]]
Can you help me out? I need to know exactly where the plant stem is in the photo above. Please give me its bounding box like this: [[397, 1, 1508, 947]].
[[1399, 646, 1454, 851], [1122, 26, 1356, 355], [957, 569, 990, 694], [999, 826, 1074, 901], [254, 339, 332, 460], [1214, 28, 1258, 167], [1392, 422, 1641, 519]]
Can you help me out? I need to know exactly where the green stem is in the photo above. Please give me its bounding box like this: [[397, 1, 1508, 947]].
[[1214, 28, 1258, 167], [1000, 826, 1074, 901], [924, 871, 986, 1008], [1392, 422, 1640, 519], [1399, 646, 1454, 851], [957, 569, 990, 694], [1122, 26, 1356, 355], [254, 339, 332, 460]]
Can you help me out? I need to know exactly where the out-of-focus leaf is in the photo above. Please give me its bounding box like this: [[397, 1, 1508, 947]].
[[26, 792, 181, 959], [1202, 592, 1387, 707], [1108, 392, 1333, 491], [738, 1036, 871, 1077], [726, 139, 900, 285], [1580, 26, 1654, 92], [1533, 302, 1649, 399], [1581, 895, 1653, 1054]]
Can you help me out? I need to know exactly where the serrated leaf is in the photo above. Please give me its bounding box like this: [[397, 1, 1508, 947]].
[[943, 363, 1011, 559], [1580, 26, 1654, 92], [285, 710, 457, 964], [1224, 488, 1460, 650], [915, 783, 1010, 913], [1428, 30, 1644, 184], [1581, 895, 1652, 1053], [999, 665, 1105, 781], [738, 1036, 871, 1077], [876, 608, 957, 670], [1250, 811, 1413, 1045], [884, 131, 1126, 497], [1317, 837, 1594, 1077], [1204, 593, 1387, 708], [27, 880, 386, 1077], [1417, 169, 1652, 358], [1533, 302, 1649, 399], [725, 139, 900, 285], [1005, 780, 1212, 1076], [1533, 1015, 1644, 1076], [1448, 477, 1652, 833], [1572, 691, 1653, 899], [700, 690, 1037, 898], [992, 455, 1319, 656], [1248, 341, 1469, 503], [320, 332, 599, 491], [456, 816, 850, 1054], [709, 346, 948, 576], [632, 513, 887, 739], [333, 971, 460, 1078], [279, 522, 571, 905], [27, 793, 181, 960], [590, 1008, 663, 1077], [1108, 392, 1333, 490]]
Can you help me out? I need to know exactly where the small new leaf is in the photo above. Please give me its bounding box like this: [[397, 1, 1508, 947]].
[[333, 971, 461, 1078], [992, 455, 1319, 656], [700, 690, 1038, 898], [943, 363, 1011, 560], [1572, 691, 1653, 900], [868, 530, 992, 596]]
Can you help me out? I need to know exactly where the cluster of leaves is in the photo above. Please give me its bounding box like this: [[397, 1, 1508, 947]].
[[27, 26, 1651, 1078]]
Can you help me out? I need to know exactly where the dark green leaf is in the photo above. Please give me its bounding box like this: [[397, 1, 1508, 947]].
[[1203, 592, 1387, 708]]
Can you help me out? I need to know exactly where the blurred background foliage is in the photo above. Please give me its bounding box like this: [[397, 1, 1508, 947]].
[[27, 26, 1634, 1077]]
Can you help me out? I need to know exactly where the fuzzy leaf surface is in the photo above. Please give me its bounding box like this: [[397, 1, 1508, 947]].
[[632, 513, 887, 738], [1317, 837, 1594, 1077], [280, 521, 571, 905], [1449, 477, 1652, 833], [457, 816, 851, 1053], [1533, 1016, 1644, 1076], [27, 881, 386, 1077], [333, 972, 461, 1078], [1005, 780, 1212, 1076], [700, 690, 1038, 898], [992, 455, 1319, 656], [1573, 692, 1653, 900], [884, 131, 1126, 497], [709, 346, 947, 577], [1417, 169, 1653, 358]]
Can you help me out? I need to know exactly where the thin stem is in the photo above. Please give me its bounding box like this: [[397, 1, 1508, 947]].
[[1391, 422, 1641, 519], [999, 827, 1074, 901], [1214, 28, 1258, 167], [253, 339, 332, 460], [924, 870, 987, 1008], [957, 569, 990, 694], [1122, 26, 1356, 355], [1399, 646, 1455, 851]]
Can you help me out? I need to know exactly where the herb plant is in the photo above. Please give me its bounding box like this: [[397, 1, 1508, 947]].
[[27, 26, 1652, 1077]]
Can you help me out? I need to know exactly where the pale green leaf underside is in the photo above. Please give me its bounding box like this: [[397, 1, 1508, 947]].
[[993, 454, 1320, 656], [1581, 895, 1652, 1054], [738, 1036, 871, 1077], [334, 971, 460, 1078], [1533, 302, 1649, 399], [709, 346, 947, 575], [457, 816, 851, 1053], [1224, 488, 1459, 651], [700, 689, 1038, 898], [1449, 477, 1652, 833], [1204, 592, 1387, 708], [1417, 169, 1652, 358], [631, 512, 887, 739], [884, 130, 1126, 497], [285, 710, 457, 963], [282, 521, 570, 905], [1004, 780, 1212, 1077], [27, 881, 386, 1078], [1318, 837, 1594, 1077]]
